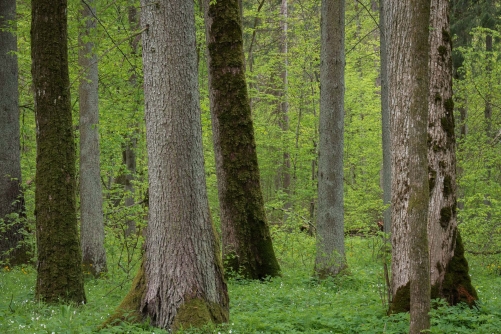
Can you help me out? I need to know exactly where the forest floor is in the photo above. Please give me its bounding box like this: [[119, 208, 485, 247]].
[[0, 234, 500, 333]]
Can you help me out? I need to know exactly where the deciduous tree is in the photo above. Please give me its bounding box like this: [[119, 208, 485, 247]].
[[32, 0, 86, 303], [0, 0, 29, 266], [203, 0, 281, 279], [105, 0, 229, 330], [79, 0, 107, 278], [315, 0, 346, 278], [385, 1, 431, 332]]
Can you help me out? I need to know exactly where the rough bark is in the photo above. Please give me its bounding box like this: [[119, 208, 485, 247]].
[[407, 2, 431, 332], [315, 0, 346, 278], [79, 0, 107, 278], [0, 0, 29, 266], [427, 0, 476, 305], [386, 1, 432, 332], [204, 0, 281, 279], [32, 0, 86, 303], [108, 0, 229, 330]]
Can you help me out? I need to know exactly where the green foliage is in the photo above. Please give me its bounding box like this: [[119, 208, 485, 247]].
[[3, 236, 501, 333], [454, 27, 501, 258]]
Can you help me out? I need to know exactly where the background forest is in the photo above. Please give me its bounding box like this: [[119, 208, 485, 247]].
[[1, 0, 501, 332]]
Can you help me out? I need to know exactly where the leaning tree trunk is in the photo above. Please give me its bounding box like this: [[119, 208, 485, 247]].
[[427, 0, 476, 305], [386, 2, 432, 330], [32, 0, 86, 304], [79, 0, 107, 278], [105, 0, 229, 331], [315, 0, 346, 278], [204, 0, 281, 279], [0, 0, 29, 266]]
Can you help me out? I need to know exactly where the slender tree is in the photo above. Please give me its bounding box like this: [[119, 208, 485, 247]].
[[315, 0, 346, 278], [32, 0, 86, 303], [379, 0, 391, 235], [203, 0, 281, 279], [79, 0, 107, 277], [105, 0, 229, 330], [0, 0, 29, 266]]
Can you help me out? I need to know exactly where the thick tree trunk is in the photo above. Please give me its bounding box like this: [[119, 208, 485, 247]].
[[388, 0, 477, 315], [0, 0, 29, 266], [32, 0, 86, 303], [106, 0, 229, 330], [427, 0, 476, 305], [79, 0, 107, 278], [204, 0, 281, 279], [315, 0, 346, 278], [386, 2, 432, 332]]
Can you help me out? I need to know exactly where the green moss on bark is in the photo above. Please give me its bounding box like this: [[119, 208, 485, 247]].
[[206, 0, 280, 279], [440, 207, 452, 228], [389, 282, 411, 314], [171, 298, 229, 333], [437, 230, 478, 306]]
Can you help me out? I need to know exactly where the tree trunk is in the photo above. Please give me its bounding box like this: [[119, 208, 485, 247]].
[[379, 0, 391, 235], [386, 1, 432, 332], [79, 0, 107, 278], [315, 0, 346, 278], [32, 0, 86, 304], [427, 0, 476, 305], [280, 0, 291, 215], [107, 0, 229, 330], [0, 0, 29, 266], [204, 0, 281, 279]]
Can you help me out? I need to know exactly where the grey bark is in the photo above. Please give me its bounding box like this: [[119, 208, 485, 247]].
[[79, 0, 107, 277], [140, 0, 228, 329], [427, 0, 456, 295], [280, 0, 291, 214], [386, 0, 431, 331], [315, 0, 346, 277], [0, 0, 28, 265], [379, 0, 391, 235]]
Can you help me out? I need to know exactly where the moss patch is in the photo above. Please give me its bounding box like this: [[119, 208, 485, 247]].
[[171, 298, 229, 333], [443, 174, 452, 197], [429, 168, 437, 192], [440, 230, 478, 306], [440, 207, 452, 228], [389, 282, 410, 314]]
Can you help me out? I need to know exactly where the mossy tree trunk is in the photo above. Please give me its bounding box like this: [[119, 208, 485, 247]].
[[427, 0, 477, 305], [32, 0, 86, 304], [388, 0, 477, 316], [314, 0, 346, 278], [78, 0, 107, 278], [0, 0, 29, 266], [203, 0, 281, 279], [109, 0, 229, 330]]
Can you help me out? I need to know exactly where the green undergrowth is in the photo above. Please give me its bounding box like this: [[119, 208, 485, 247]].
[[1, 235, 500, 333]]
